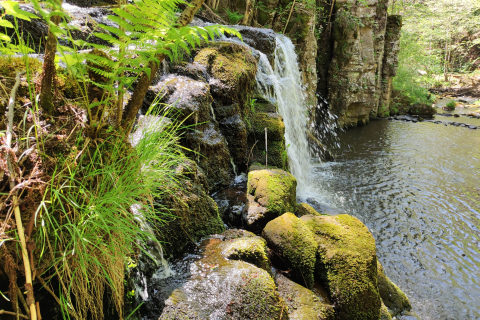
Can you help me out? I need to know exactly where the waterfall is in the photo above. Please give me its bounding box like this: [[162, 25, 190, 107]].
[[255, 35, 314, 196]]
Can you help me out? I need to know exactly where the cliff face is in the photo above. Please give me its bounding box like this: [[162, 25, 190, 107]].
[[215, 0, 403, 128]]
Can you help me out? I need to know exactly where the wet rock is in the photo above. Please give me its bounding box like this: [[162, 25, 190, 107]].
[[218, 113, 248, 171], [296, 203, 323, 217], [275, 273, 335, 320], [380, 302, 393, 320], [262, 213, 318, 288], [184, 122, 232, 190], [244, 169, 297, 232], [194, 42, 257, 106], [4, 5, 48, 52], [157, 161, 224, 257], [222, 229, 256, 240], [377, 261, 411, 316], [220, 234, 270, 271], [301, 214, 381, 320], [145, 75, 213, 126], [159, 238, 288, 320], [65, 0, 117, 7], [169, 61, 208, 81], [250, 112, 285, 141], [233, 26, 277, 63]]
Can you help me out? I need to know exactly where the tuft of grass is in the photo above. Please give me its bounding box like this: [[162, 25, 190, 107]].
[[34, 107, 186, 319], [445, 100, 456, 111]]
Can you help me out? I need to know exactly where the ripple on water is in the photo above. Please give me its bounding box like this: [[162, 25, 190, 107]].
[[308, 119, 480, 320]]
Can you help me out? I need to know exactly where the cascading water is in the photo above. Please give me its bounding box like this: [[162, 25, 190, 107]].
[[255, 35, 315, 196]]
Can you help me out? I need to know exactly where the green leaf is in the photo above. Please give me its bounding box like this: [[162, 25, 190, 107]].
[[0, 19, 14, 29]]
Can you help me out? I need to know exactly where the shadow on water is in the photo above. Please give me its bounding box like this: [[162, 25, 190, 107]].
[[309, 118, 480, 320]]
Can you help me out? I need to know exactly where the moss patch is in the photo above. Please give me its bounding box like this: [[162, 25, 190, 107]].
[[296, 203, 324, 217], [262, 213, 318, 288], [301, 214, 381, 320], [220, 236, 271, 271]]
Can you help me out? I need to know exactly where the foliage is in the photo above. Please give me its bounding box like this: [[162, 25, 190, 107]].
[[445, 100, 456, 110], [225, 9, 244, 24], [393, 31, 438, 105], [0, 1, 37, 54]]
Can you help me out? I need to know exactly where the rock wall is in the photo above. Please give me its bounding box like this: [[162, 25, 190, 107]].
[[215, 0, 403, 127]]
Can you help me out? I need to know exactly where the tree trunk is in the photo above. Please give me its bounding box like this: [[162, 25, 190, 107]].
[[121, 0, 205, 132], [39, 10, 61, 115], [241, 0, 255, 25]]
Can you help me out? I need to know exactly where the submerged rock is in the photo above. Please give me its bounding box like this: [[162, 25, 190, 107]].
[[244, 169, 297, 232], [275, 273, 335, 320], [262, 213, 318, 288], [301, 214, 381, 320], [158, 238, 288, 320]]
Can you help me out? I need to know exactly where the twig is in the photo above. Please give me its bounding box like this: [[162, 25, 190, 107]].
[[6, 72, 38, 320], [0, 310, 29, 319], [283, 0, 296, 34], [264, 127, 268, 168], [201, 3, 227, 24]]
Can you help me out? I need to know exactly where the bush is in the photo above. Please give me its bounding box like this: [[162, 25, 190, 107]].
[[445, 100, 456, 110]]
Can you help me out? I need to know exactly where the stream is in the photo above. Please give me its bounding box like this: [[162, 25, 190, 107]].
[[305, 118, 480, 319]]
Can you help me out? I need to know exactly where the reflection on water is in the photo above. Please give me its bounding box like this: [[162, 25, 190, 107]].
[[309, 119, 480, 319]]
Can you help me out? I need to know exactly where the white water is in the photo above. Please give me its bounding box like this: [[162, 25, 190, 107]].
[[255, 35, 315, 196]]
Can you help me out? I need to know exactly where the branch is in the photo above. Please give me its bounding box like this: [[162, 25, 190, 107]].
[[0, 310, 29, 319], [6, 72, 38, 320], [121, 0, 206, 133]]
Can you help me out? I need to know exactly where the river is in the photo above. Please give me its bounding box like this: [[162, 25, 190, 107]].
[[307, 118, 480, 319]]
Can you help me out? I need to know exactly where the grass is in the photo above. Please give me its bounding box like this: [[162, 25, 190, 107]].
[[34, 106, 186, 319], [445, 100, 456, 111], [225, 9, 244, 24]]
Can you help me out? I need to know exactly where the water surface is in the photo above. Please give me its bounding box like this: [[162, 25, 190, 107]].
[[308, 119, 480, 319]]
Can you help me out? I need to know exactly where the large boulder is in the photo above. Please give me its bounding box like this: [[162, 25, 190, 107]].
[[244, 169, 297, 232], [301, 214, 381, 320], [144, 75, 213, 126], [159, 238, 288, 320], [377, 261, 411, 316], [194, 42, 257, 106], [262, 213, 318, 288], [275, 273, 335, 320], [233, 26, 277, 64], [157, 161, 224, 257]]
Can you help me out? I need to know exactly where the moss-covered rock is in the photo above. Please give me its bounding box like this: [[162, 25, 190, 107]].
[[296, 203, 324, 217], [159, 238, 288, 320], [156, 161, 224, 257], [380, 302, 393, 320], [275, 273, 335, 320], [250, 140, 287, 169], [250, 112, 285, 141], [301, 214, 381, 320], [194, 42, 257, 107], [377, 261, 411, 315], [262, 213, 318, 288], [244, 169, 297, 232], [220, 235, 271, 271]]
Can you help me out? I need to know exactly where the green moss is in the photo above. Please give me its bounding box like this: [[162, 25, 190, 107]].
[[296, 203, 324, 217], [249, 112, 285, 140], [301, 214, 381, 320], [221, 236, 271, 271], [262, 213, 318, 288], [247, 169, 297, 215], [0, 56, 41, 78], [380, 302, 393, 320], [377, 261, 411, 315]]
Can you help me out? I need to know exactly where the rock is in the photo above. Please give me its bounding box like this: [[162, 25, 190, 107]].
[[156, 161, 224, 257], [408, 103, 436, 118], [218, 113, 248, 171], [301, 214, 381, 320], [233, 26, 277, 64], [250, 112, 285, 141], [296, 203, 323, 217], [145, 75, 213, 126], [159, 238, 288, 320], [244, 169, 297, 232], [222, 229, 256, 240], [380, 302, 393, 320], [169, 61, 208, 81], [262, 213, 318, 288], [250, 140, 287, 169], [4, 5, 48, 52], [220, 235, 270, 271], [194, 42, 257, 106], [184, 123, 232, 190], [377, 261, 411, 315], [275, 273, 335, 320], [65, 0, 117, 7]]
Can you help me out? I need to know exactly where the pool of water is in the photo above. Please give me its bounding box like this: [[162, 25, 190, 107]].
[[307, 118, 480, 319]]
